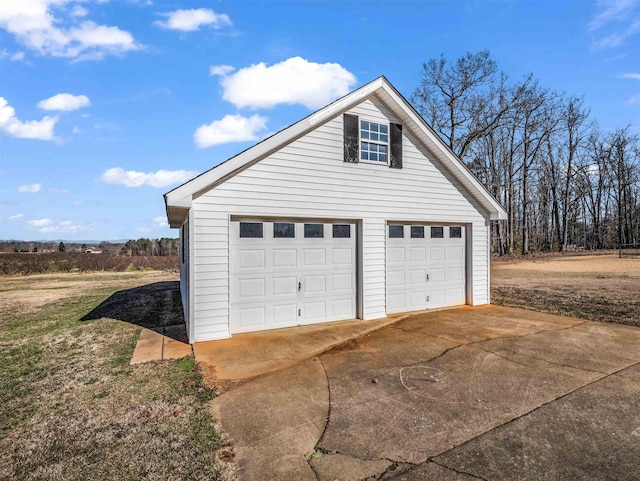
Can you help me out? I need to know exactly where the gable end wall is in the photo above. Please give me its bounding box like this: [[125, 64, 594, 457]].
[[190, 97, 490, 341]]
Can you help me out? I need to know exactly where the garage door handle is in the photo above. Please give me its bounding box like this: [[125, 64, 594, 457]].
[[426, 274, 429, 281], [298, 282, 301, 292]]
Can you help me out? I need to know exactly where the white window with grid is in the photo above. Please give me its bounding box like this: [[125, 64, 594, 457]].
[[360, 120, 388, 163]]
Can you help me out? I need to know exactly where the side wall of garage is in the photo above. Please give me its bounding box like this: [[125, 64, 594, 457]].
[[190, 96, 490, 342]]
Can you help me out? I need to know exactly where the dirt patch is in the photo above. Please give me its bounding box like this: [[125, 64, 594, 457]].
[[0, 271, 178, 316], [494, 254, 640, 275], [492, 254, 640, 327]]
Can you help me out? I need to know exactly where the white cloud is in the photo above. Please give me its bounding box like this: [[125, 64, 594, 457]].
[[39, 221, 88, 233], [28, 218, 53, 227], [70, 5, 88, 17], [209, 64, 235, 76], [136, 227, 151, 233], [153, 216, 168, 227], [9, 213, 24, 221], [0, 98, 58, 141], [38, 93, 90, 111], [100, 167, 199, 187], [627, 94, 640, 104], [0, 1, 141, 60], [219, 57, 357, 110], [0, 49, 27, 62], [589, 0, 637, 30], [589, 0, 640, 48], [194, 114, 268, 148], [72, 126, 81, 134], [154, 8, 232, 31], [18, 183, 42, 193], [619, 72, 640, 79], [588, 164, 601, 176]]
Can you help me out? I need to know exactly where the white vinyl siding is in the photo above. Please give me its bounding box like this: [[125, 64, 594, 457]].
[[190, 96, 490, 341]]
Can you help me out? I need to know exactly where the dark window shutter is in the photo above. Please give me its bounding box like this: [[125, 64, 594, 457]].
[[389, 122, 402, 169], [343, 113, 359, 163]]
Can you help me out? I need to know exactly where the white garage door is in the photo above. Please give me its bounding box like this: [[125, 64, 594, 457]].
[[387, 224, 466, 313], [230, 220, 357, 334]]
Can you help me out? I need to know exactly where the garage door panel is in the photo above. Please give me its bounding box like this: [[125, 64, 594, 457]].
[[408, 291, 426, 309], [387, 293, 406, 311], [238, 250, 266, 269], [332, 272, 353, 291], [409, 247, 426, 262], [238, 278, 266, 299], [304, 274, 326, 293], [273, 249, 297, 268], [431, 267, 445, 282], [332, 248, 353, 265], [387, 224, 466, 314], [272, 276, 297, 296], [388, 247, 405, 263], [430, 289, 446, 307], [235, 306, 266, 330], [409, 268, 426, 285], [332, 298, 354, 316], [446, 287, 465, 305], [388, 270, 405, 287], [449, 266, 464, 282], [448, 245, 464, 261], [302, 248, 326, 267], [304, 301, 326, 321], [272, 304, 298, 325], [430, 246, 446, 261], [230, 220, 356, 334]]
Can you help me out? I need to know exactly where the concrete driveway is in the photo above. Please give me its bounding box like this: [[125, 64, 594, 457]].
[[208, 306, 640, 481]]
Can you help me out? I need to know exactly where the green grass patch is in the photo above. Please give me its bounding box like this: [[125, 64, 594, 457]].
[[0, 273, 226, 480]]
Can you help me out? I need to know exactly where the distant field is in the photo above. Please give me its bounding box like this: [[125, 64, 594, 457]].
[[0, 271, 231, 481], [0, 252, 179, 275], [491, 253, 640, 327]]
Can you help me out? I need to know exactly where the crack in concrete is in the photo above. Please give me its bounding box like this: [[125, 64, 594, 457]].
[[429, 459, 489, 481], [392, 319, 589, 350], [470, 343, 610, 375], [393, 319, 596, 376], [612, 363, 640, 380], [220, 313, 634, 480], [374, 460, 416, 480], [308, 356, 332, 481], [428, 359, 640, 464]]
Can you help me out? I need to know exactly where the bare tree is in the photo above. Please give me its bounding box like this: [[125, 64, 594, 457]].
[[413, 51, 640, 254], [606, 127, 640, 253], [412, 50, 499, 158]]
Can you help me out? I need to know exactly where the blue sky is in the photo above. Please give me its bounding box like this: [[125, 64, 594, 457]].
[[1, 0, 639, 241]]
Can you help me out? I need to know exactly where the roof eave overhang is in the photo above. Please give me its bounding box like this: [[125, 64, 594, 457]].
[[163, 76, 508, 224]]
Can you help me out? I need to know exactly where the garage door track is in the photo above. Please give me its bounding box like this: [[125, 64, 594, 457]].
[[211, 306, 640, 480]]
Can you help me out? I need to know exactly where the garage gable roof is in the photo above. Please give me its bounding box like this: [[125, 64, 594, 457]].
[[165, 76, 508, 227]]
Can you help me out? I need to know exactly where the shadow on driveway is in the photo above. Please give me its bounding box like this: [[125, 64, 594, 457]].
[[80, 281, 186, 341]]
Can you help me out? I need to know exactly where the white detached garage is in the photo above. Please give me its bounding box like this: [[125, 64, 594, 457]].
[[165, 76, 507, 343]]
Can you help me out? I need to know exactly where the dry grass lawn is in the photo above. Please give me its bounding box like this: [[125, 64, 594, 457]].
[[0, 271, 232, 481], [492, 253, 640, 327]]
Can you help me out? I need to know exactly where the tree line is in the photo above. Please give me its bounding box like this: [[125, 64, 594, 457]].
[[412, 50, 640, 254], [119, 238, 179, 257], [1, 238, 178, 256]]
